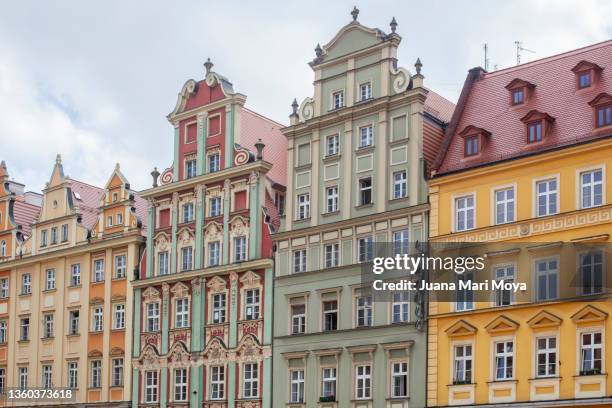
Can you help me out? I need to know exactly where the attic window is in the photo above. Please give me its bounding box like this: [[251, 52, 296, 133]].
[[520, 110, 555, 144], [512, 89, 524, 105], [588, 93, 612, 129], [458, 125, 491, 158], [464, 136, 479, 156], [572, 60, 602, 90], [505, 78, 535, 107], [73, 192, 81, 200]]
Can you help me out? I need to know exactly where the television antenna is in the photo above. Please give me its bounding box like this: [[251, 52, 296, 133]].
[[515, 41, 535, 65], [483, 43, 490, 71]]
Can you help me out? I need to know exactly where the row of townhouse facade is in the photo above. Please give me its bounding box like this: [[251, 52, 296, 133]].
[[0, 7, 611, 408]]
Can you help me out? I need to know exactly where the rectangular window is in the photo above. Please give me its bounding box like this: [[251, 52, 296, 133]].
[[20, 318, 29, 341], [243, 363, 259, 398], [210, 197, 222, 217], [580, 251, 604, 295], [297, 194, 310, 220], [293, 249, 307, 273], [581, 169, 603, 208], [393, 171, 407, 199], [512, 89, 524, 105], [290, 370, 305, 403], [61, 224, 68, 242], [325, 244, 339, 268], [326, 186, 338, 213], [90, 360, 102, 388], [212, 293, 226, 324], [113, 304, 125, 329], [115, 255, 127, 279], [107, 215, 113, 227], [174, 368, 188, 401], [112, 358, 124, 387], [493, 187, 515, 225], [182, 203, 194, 223], [359, 125, 373, 147], [175, 298, 189, 328], [453, 344, 472, 384], [0, 367, 4, 394], [464, 136, 479, 156], [494, 341, 514, 380], [208, 242, 220, 267], [326, 134, 339, 156], [323, 300, 338, 331], [581, 332, 602, 375], [45, 269, 56, 290], [357, 236, 373, 263], [158, 251, 169, 275], [359, 82, 372, 101], [68, 362, 78, 389], [93, 259, 105, 282], [0, 278, 8, 298], [181, 247, 193, 271], [356, 295, 372, 327], [579, 72, 591, 88], [332, 91, 344, 109], [597, 105, 612, 128], [393, 230, 409, 256], [291, 304, 306, 335], [210, 366, 225, 399], [43, 314, 54, 338], [41, 230, 48, 247], [145, 371, 158, 403], [245, 289, 260, 320], [209, 152, 220, 173], [50, 227, 57, 245], [392, 292, 410, 323], [456, 272, 474, 311], [355, 365, 371, 399], [0, 321, 6, 344], [321, 367, 336, 399], [21, 273, 31, 295], [185, 159, 197, 179], [536, 337, 557, 377], [147, 303, 160, 332], [116, 212, 123, 225], [234, 236, 246, 262], [536, 178, 558, 217], [536, 258, 558, 301], [359, 178, 372, 205], [455, 195, 475, 231], [18, 367, 27, 390], [528, 121, 542, 143], [69, 310, 79, 335], [494, 265, 515, 306], [391, 362, 408, 397], [92, 307, 103, 332], [71, 264, 81, 286]]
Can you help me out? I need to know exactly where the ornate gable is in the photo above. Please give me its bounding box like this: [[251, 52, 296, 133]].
[[485, 315, 520, 334], [445, 319, 478, 337], [207, 276, 227, 293], [203, 337, 229, 365], [527, 310, 563, 329], [239, 270, 261, 288], [171, 281, 190, 298], [143, 286, 161, 302], [235, 334, 263, 363]]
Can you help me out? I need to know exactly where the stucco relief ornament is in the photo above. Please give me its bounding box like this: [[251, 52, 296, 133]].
[[237, 336, 261, 363], [231, 217, 247, 236], [223, 179, 231, 196], [162, 282, 170, 299], [140, 347, 159, 370], [205, 340, 228, 365], [298, 97, 315, 122], [160, 166, 173, 185], [169, 343, 191, 368], [143, 287, 160, 302], [249, 171, 259, 185], [179, 228, 192, 245], [172, 191, 179, 205], [156, 234, 169, 251], [389, 62, 411, 94], [171, 281, 189, 299]]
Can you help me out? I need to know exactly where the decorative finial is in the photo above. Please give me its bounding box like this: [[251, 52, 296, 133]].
[[415, 58, 423, 75], [254, 139, 265, 160], [390, 17, 397, 33], [351, 6, 359, 21], [315, 44, 323, 58], [56, 154, 62, 165], [291, 98, 299, 116], [204, 58, 214, 75], [115, 163, 120, 171], [151, 167, 160, 188]]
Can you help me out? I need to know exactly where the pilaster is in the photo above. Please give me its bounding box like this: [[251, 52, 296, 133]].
[[194, 184, 205, 269], [170, 192, 179, 274], [173, 126, 180, 182], [197, 113, 208, 176], [146, 200, 155, 278], [222, 180, 231, 265], [225, 104, 235, 169], [248, 172, 260, 260], [161, 283, 170, 354]]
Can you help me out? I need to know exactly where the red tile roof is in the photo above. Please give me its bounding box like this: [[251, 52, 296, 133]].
[[69, 179, 105, 230], [13, 197, 40, 237], [425, 89, 455, 123], [435, 40, 612, 175]]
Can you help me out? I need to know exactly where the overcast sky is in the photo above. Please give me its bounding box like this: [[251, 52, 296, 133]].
[[1, 0, 611, 192]]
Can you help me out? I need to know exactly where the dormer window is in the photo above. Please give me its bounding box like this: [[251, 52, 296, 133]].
[[588, 93, 612, 129], [505, 78, 535, 107], [464, 136, 479, 156], [458, 125, 491, 158], [332, 91, 344, 109], [520, 110, 555, 144], [572, 60, 602, 90]]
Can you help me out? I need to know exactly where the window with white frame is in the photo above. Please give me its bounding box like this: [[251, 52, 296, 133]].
[[355, 294, 372, 327], [453, 344, 472, 384], [494, 340, 514, 380], [208, 242, 220, 266], [115, 255, 126, 279], [0, 321, 6, 344], [326, 186, 338, 213], [40, 230, 48, 247], [293, 249, 307, 273], [182, 203, 194, 223], [234, 236, 246, 262], [495, 187, 515, 224], [359, 177, 372, 205], [456, 271, 474, 311], [212, 293, 226, 324], [290, 369, 305, 403], [68, 362, 78, 389], [359, 125, 373, 148], [50, 227, 57, 244], [494, 265, 515, 306], [45, 269, 55, 290], [355, 364, 371, 399], [536, 258, 558, 301], [209, 152, 220, 173], [93, 259, 104, 282], [359, 82, 372, 101], [107, 215, 114, 227], [69, 310, 79, 335], [175, 298, 189, 328], [0, 241, 4, 258], [332, 91, 344, 109], [174, 368, 188, 401], [61, 224, 68, 242], [0, 367, 4, 394], [393, 230, 409, 256], [245, 289, 260, 320], [210, 196, 222, 217], [357, 236, 373, 263], [297, 194, 310, 220], [392, 291, 410, 323], [391, 362, 408, 397], [146, 303, 160, 332], [185, 159, 197, 179], [112, 358, 123, 387], [291, 303, 306, 334], [210, 366, 225, 399], [145, 370, 158, 403], [580, 251, 604, 295], [0, 278, 7, 298], [536, 337, 556, 377], [326, 134, 339, 156], [18, 367, 27, 390], [90, 360, 102, 388], [393, 171, 407, 199], [536, 179, 558, 217], [321, 367, 336, 399], [21, 273, 31, 295], [455, 195, 474, 231], [92, 307, 103, 332], [113, 304, 125, 329], [581, 169, 603, 208], [158, 251, 169, 275], [43, 313, 54, 338], [71, 264, 81, 286], [20, 318, 29, 341], [325, 243, 339, 268], [181, 246, 193, 271], [323, 300, 338, 331], [117, 212, 123, 225], [243, 363, 259, 398], [580, 331, 602, 375]]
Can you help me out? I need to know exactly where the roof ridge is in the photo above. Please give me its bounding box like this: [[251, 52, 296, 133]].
[[242, 106, 286, 128], [69, 178, 104, 191]]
